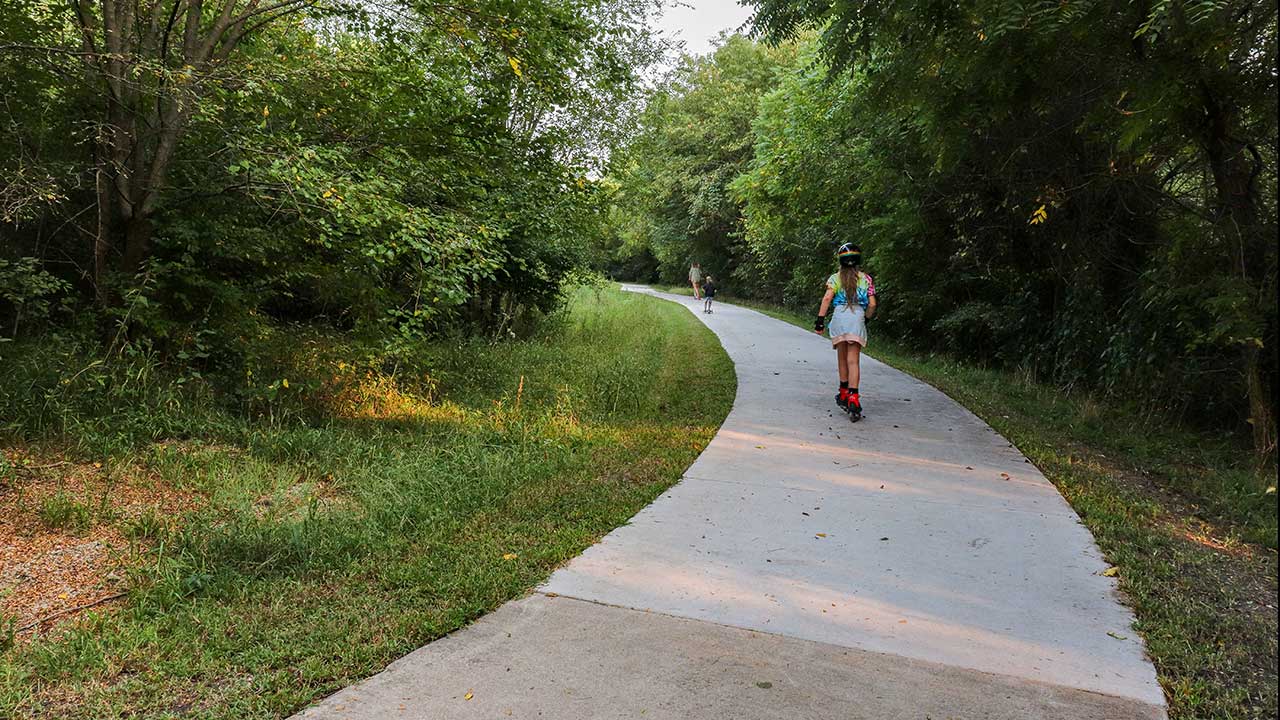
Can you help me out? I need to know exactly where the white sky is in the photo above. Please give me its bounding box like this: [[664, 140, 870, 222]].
[[654, 0, 754, 58]]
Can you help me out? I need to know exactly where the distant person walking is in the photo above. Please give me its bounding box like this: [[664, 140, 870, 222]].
[[814, 243, 876, 421], [689, 262, 704, 300], [702, 276, 717, 313]]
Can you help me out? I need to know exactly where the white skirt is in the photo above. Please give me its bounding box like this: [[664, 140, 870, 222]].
[[829, 305, 867, 347]]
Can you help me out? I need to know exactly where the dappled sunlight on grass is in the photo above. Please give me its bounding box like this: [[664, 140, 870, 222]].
[[0, 286, 737, 719], [324, 372, 460, 423]]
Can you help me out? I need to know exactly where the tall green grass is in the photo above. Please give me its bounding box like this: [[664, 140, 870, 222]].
[[0, 287, 736, 719]]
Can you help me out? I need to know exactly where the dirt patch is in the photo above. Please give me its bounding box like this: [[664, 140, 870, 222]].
[[1, 448, 202, 641]]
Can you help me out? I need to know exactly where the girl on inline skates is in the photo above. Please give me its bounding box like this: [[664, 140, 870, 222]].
[[814, 243, 877, 420]]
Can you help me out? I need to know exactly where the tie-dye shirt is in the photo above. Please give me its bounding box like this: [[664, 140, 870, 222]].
[[826, 271, 875, 310]]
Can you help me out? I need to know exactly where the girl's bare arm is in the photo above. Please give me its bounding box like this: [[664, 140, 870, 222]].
[[866, 295, 877, 319], [818, 288, 835, 317]]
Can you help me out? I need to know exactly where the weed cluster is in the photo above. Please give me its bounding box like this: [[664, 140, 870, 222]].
[[37, 493, 93, 533]]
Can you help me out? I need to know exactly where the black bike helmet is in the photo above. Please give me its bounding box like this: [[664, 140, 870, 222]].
[[837, 243, 862, 268]]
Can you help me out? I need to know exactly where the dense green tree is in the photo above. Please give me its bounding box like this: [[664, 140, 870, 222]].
[[604, 6, 1274, 453], [603, 34, 798, 285], [1, 0, 662, 360], [740, 0, 1277, 451]]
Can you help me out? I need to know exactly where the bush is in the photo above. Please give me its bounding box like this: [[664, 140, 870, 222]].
[[0, 257, 70, 340]]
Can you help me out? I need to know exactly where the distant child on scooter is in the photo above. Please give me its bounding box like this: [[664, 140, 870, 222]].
[[703, 276, 717, 313], [814, 243, 876, 421]]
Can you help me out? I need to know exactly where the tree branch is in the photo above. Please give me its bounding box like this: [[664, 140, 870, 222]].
[[16, 592, 128, 634]]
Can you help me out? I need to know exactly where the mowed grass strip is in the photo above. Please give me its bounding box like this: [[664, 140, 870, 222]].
[[681, 288, 1277, 720], [0, 287, 735, 719]]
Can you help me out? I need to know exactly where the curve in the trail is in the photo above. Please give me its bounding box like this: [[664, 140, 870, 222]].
[[295, 287, 1166, 720], [544, 287, 1163, 705]]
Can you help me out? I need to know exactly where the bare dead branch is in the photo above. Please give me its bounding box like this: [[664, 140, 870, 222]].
[[16, 592, 128, 634]]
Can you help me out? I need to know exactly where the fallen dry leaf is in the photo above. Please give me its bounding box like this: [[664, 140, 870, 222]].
[[1101, 567, 1119, 577], [815, 533, 827, 538], [502, 553, 518, 561], [464, 691, 474, 701]]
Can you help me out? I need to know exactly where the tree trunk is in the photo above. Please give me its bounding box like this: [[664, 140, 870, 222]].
[[122, 213, 153, 275], [1202, 84, 1275, 457], [120, 212, 152, 274], [75, 0, 317, 306], [93, 157, 113, 306], [1242, 344, 1275, 459]]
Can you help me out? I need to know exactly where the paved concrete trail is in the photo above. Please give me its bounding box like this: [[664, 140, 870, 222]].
[[295, 287, 1166, 720]]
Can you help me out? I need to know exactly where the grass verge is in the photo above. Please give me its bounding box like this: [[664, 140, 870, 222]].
[[660, 286, 1278, 720], [0, 286, 736, 719]]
